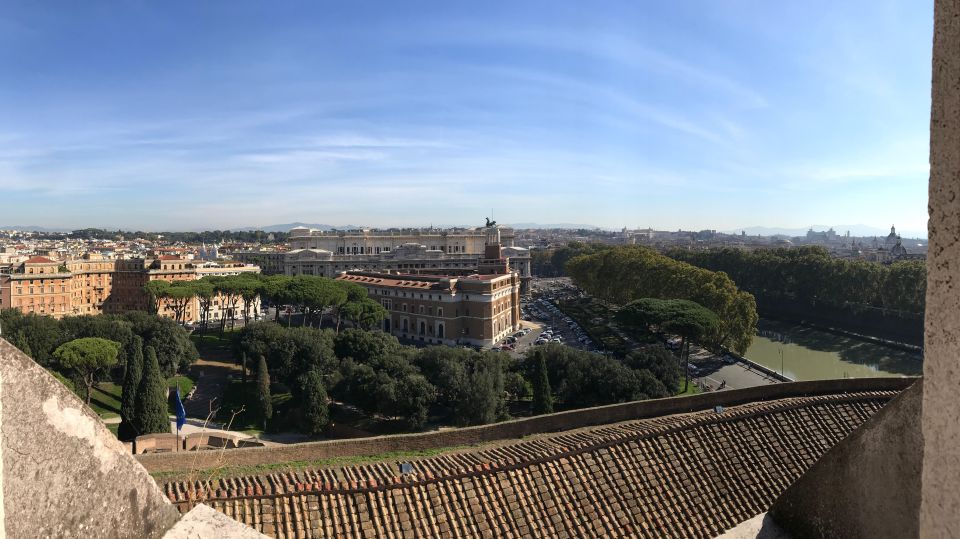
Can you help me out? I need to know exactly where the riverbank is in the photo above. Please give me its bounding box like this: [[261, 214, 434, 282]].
[[760, 314, 924, 355], [746, 319, 922, 381]]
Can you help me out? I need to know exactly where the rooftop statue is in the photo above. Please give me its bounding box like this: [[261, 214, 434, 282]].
[[485, 217, 497, 227]]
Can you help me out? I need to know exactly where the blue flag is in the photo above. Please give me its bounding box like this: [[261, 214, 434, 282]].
[[174, 385, 187, 432]]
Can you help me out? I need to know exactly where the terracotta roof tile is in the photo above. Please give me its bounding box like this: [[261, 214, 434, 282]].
[[165, 391, 899, 538]]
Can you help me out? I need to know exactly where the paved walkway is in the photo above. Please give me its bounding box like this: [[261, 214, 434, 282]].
[[184, 353, 243, 419]]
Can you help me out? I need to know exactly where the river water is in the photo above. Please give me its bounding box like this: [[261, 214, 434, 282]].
[[744, 319, 922, 380]]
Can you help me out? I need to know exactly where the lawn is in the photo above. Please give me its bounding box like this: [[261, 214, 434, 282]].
[[88, 375, 196, 420], [151, 445, 472, 483], [216, 380, 293, 431]]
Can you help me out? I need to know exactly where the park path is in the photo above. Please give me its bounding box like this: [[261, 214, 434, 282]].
[[183, 347, 242, 420]]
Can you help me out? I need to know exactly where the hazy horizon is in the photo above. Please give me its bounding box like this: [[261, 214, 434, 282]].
[[1, 1, 932, 231]]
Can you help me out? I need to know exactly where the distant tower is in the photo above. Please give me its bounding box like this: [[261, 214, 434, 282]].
[[478, 218, 509, 275]]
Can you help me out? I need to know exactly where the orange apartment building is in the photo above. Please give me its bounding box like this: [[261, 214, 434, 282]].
[[0, 254, 260, 322], [336, 240, 521, 347]]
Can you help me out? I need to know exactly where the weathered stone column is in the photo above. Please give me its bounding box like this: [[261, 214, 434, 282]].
[[922, 0, 960, 534]]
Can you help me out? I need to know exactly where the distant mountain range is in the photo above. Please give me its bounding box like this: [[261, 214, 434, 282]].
[[230, 222, 361, 233], [730, 225, 927, 239], [0, 225, 71, 233], [234, 222, 615, 232], [506, 222, 615, 230]]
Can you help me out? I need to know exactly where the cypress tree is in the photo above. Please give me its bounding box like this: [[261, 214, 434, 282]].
[[118, 336, 144, 440], [11, 331, 32, 358], [135, 346, 170, 435], [256, 355, 272, 429], [532, 355, 554, 415], [299, 370, 329, 435]]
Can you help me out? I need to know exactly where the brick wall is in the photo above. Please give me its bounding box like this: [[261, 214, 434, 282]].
[[137, 377, 916, 474]]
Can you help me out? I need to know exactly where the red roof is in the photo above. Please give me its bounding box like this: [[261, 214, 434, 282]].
[[24, 256, 56, 264], [157, 255, 182, 261]]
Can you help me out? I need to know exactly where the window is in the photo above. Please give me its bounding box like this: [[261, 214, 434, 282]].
[[438, 308, 443, 317], [419, 321, 426, 335], [437, 323, 444, 339], [419, 305, 424, 314]]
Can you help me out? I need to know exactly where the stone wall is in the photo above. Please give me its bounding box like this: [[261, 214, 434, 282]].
[[137, 377, 914, 474], [923, 0, 960, 533], [0, 338, 181, 538]]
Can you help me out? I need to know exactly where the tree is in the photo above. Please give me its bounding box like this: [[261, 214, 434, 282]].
[[568, 246, 757, 353], [143, 280, 171, 315], [393, 373, 436, 429], [135, 346, 170, 435], [121, 312, 199, 377], [532, 354, 553, 415], [625, 346, 680, 393], [52, 337, 121, 404], [118, 336, 144, 440], [256, 355, 272, 430], [452, 353, 508, 426], [298, 369, 329, 435], [190, 279, 216, 333], [619, 298, 720, 392], [11, 331, 32, 358]]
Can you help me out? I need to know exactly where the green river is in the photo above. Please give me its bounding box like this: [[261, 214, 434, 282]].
[[745, 319, 922, 380]]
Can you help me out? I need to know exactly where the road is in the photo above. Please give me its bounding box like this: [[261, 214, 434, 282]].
[[687, 348, 778, 390]]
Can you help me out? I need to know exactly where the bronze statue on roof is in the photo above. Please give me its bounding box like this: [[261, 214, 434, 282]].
[[485, 217, 497, 227]]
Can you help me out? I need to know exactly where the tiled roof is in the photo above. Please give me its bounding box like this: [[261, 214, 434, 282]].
[[24, 256, 56, 264], [163, 390, 897, 538]]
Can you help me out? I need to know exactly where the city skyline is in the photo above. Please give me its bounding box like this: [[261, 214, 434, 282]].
[[0, 1, 932, 232]]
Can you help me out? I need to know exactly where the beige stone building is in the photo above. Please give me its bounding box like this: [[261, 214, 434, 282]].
[[288, 227, 489, 255], [282, 225, 533, 293], [336, 235, 521, 347], [0, 255, 261, 323]]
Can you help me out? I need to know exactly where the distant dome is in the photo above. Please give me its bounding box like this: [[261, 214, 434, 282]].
[[885, 225, 899, 246]]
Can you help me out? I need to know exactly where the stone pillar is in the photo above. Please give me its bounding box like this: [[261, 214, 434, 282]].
[[922, 0, 960, 533]]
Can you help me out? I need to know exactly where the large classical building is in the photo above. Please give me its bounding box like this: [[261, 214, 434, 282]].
[[268, 224, 533, 293], [335, 230, 521, 347], [0, 254, 261, 323]]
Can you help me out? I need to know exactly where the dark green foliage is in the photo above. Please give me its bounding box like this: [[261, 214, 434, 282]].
[[118, 336, 144, 440], [298, 369, 329, 435], [10, 331, 32, 358], [256, 355, 272, 428], [568, 246, 757, 353], [532, 355, 553, 415], [452, 353, 508, 426], [121, 312, 198, 376], [0, 309, 196, 378], [668, 246, 926, 314], [67, 228, 289, 244], [393, 374, 436, 429], [531, 242, 613, 277], [414, 346, 509, 426], [524, 344, 669, 409], [0, 310, 62, 367], [504, 371, 530, 401], [53, 337, 121, 405], [334, 329, 400, 364], [59, 315, 135, 382], [135, 346, 169, 435], [625, 346, 681, 392]]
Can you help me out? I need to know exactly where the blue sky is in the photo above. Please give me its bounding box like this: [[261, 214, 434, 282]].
[[0, 1, 932, 234]]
